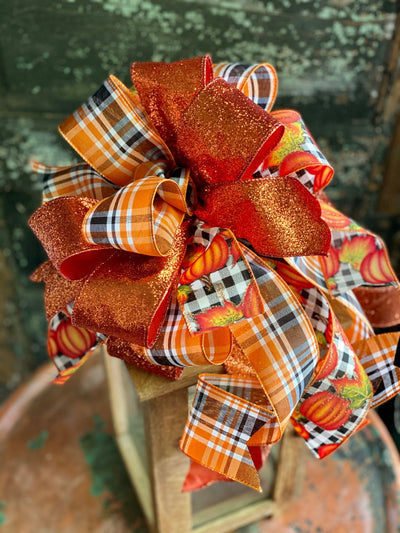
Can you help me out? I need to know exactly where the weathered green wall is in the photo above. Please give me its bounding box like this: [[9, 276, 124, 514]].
[[0, 0, 399, 400]]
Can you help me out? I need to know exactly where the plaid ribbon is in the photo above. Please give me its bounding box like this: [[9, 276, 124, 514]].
[[31, 160, 119, 201], [82, 167, 192, 256], [59, 75, 172, 186], [57, 76, 195, 257], [231, 249, 319, 430], [336, 291, 374, 344], [300, 287, 332, 340], [180, 249, 319, 489], [180, 374, 275, 491], [213, 62, 278, 111], [142, 292, 232, 367], [354, 332, 400, 408]]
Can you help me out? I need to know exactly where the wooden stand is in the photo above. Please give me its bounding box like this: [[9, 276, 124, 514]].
[[103, 347, 304, 533]]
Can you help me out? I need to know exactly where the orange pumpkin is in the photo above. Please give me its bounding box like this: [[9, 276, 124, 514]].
[[317, 442, 340, 458], [56, 319, 96, 359], [180, 234, 229, 285], [320, 246, 340, 280], [300, 390, 352, 430], [312, 165, 334, 193], [279, 151, 319, 178], [275, 261, 314, 292], [360, 249, 395, 284], [240, 281, 264, 318], [272, 109, 301, 124], [320, 203, 351, 229], [195, 301, 243, 331], [181, 242, 205, 269], [315, 345, 338, 380], [47, 329, 58, 358]]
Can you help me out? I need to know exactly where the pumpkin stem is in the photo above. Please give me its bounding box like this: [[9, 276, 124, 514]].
[[200, 274, 213, 291]]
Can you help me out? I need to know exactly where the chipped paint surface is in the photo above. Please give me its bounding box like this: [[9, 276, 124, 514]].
[[0, 0, 398, 397], [0, 0, 397, 111], [79, 414, 147, 530], [0, 502, 6, 526], [27, 430, 49, 450]]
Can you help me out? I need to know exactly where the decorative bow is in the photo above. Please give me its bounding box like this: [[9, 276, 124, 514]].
[[29, 56, 400, 491]]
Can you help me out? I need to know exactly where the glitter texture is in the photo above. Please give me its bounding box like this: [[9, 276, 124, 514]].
[[72, 222, 189, 347], [131, 55, 213, 154], [196, 176, 331, 257], [224, 337, 256, 377], [30, 261, 85, 320], [29, 197, 113, 279], [175, 78, 284, 191], [106, 336, 183, 380]]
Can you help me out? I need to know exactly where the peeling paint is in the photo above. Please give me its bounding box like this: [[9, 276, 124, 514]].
[[0, 501, 6, 526], [79, 414, 146, 530], [28, 430, 49, 450]]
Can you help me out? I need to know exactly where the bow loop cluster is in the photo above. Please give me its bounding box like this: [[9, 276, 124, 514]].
[[29, 55, 400, 491]]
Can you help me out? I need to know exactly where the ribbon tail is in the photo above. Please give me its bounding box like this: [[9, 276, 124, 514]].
[[292, 290, 374, 458], [230, 248, 320, 436], [180, 373, 275, 491], [353, 332, 400, 408]]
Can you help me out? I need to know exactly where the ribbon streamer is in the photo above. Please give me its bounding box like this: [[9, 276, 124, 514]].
[[29, 55, 400, 491]]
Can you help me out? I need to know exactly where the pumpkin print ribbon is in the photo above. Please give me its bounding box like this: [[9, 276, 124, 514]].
[[29, 56, 400, 491]]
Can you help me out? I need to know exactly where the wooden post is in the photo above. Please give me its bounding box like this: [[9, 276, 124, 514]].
[[142, 388, 192, 533], [273, 425, 304, 509]]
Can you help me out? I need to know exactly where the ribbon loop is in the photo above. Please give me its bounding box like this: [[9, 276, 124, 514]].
[[175, 77, 284, 190], [196, 177, 331, 257], [73, 222, 190, 347], [140, 293, 233, 367], [353, 332, 400, 408], [82, 173, 190, 256], [31, 160, 119, 202], [59, 75, 173, 186], [132, 55, 214, 153], [213, 62, 278, 112], [29, 196, 114, 279], [264, 110, 334, 192]]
